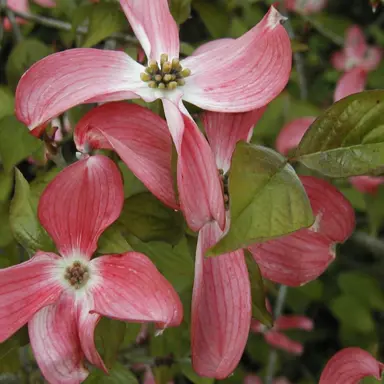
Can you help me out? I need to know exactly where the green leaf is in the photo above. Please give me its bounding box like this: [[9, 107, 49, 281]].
[[330, 295, 375, 333], [338, 272, 384, 311], [208, 143, 314, 255], [170, 0, 191, 24], [150, 325, 189, 384], [119, 192, 184, 245], [122, 323, 141, 347], [365, 186, 384, 235], [0, 338, 20, 373], [193, 1, 229, 38], [6, 39, 52, 90], [0, 170, 13, 203], [77, 3, 127, 48], [84, 363, 138, 383], [0, 327, 28, 373], [291, 39, 309, 53], [0, 202, 14, 247], [95, 318, 126, 369], [0, 86, 15, 121], [9, 169, 55, 254], [338, 186, 366, 211], [117, 161, 147, 199], [295, 91, 384, 177], [0, 116, 44, 172], [179, 361, 214, 384], [244, 250, 273, 327], [97, 223, 133, 254], [129, 237, 194, 293], [29, 168, 61, 200]]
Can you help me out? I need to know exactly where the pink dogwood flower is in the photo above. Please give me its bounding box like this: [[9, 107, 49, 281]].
[[0, 155, 182, 384], [15, 0, 292, 231], [284, 0, 327, 14], [320, 347, 384, 383], [191, 107, 354, 378], [331, 26, 382, 101], [4, 0, 55, 30], [251, 312, 314, 355]]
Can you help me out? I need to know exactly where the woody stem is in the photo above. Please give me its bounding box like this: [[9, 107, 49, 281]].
[[265, 285, 288, 384]]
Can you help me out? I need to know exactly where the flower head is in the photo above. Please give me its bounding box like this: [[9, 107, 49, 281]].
[[15, 1, 292, 232], [331, 26, 382, 72], [0, 155, 182, 384]]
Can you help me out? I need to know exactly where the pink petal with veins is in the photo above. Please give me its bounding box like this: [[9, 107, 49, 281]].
[[0, 252, 62, 342], [91, 252, 183, 328], [202, 108, 266, 172], [191, 220, 251, 379], [320, 347, 384, 384], [74, 102, 177, 209], [15, 49, 150, 133], [192, 38, 234, 56], [29, 293, 88, 384], [181, 6, 291, 112], [162, 98, 225, 231], [38, 155, 124, 258], [119, 0, 179, 62]]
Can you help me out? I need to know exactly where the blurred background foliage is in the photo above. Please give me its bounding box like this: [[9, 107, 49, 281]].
[[0, 0, 384, 383]]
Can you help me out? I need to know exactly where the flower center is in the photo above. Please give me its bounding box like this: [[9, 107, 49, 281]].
[[140, 53, 191, 90], [219, 169, 230, 210], [64, 261, 90, 289]]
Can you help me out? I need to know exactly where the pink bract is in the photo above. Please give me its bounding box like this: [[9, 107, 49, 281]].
[[320, 347, 384, 383], [0, 155, 182, 384], [15, 1, 292, 232], [331, 26, 382, 72]]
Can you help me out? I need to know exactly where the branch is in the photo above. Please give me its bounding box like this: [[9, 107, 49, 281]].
[[281, 5, 308, 100], [265, 285, 288, 384], [7, 7, 138, 44], [350, 231, 384, 257], [0, 1, 23, 43]]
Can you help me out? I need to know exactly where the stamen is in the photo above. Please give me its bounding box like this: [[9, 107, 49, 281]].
[[163, 74, 172, 82], [64, 261, 90, 289], [140, 53, 191, 90]]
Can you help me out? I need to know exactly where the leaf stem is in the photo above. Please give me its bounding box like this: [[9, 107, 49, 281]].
[[2, 2, 23, 43], [280, 3, 308, 100], [265, 285, 288, 384]]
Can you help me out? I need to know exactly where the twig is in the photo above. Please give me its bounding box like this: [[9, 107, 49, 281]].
[[299, 13, 344, 46], [4, 7, 23, 42], [265, 285, 288, 384], [281, 4, 308, 100], [350, 231, 384, 257], [8, 7, 138, 44]]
